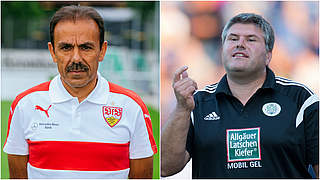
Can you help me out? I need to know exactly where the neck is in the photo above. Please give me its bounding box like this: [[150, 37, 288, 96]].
[[61, 76, 98, 103], [227, 70, 266, 105]]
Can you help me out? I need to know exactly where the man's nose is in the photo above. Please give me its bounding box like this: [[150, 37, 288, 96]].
[[236, 38, 246, 49], [72, 47, 82, 62]]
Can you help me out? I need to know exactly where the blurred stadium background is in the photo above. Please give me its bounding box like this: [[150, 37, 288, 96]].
[[161, 1, 319, 179], [1, 1, 159, 178]]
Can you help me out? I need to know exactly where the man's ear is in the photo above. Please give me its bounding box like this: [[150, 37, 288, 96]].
[[265, 51, 272, 66], [98, 41, 108, 62], [48, 42, 57, 63]]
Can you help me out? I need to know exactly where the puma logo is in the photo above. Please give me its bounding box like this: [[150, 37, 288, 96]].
[[35, 105, 52, 118]]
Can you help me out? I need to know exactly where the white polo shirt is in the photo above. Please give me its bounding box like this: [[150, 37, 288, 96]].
[[3, 73, 157, 178]]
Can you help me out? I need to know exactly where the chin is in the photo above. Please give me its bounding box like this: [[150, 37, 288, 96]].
[[70, 83, 89, 88], [65, 79, 90, 88], [226, 67, 249, 76], [227, 66, 247, 72]]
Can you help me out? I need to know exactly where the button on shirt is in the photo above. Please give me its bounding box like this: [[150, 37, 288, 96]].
[[4, 73, 157, 178], [187, 68, 319, 178]]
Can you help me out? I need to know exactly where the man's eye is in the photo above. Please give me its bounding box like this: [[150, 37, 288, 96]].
[[228, 37, 238, 41], [248, 39, 256, 42], [80, 46, 92, 50], [61, 46, 72, 50]]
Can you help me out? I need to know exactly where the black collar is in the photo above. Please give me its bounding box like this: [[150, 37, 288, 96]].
[[215, 67, 276, 96]]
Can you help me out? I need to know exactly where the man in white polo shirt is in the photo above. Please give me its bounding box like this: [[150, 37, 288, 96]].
[[3, 5, 157, 179]]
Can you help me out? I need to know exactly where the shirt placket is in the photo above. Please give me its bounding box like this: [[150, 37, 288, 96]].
[[71, 98, 81, 134]]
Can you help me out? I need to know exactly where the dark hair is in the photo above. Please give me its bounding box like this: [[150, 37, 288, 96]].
[[221, 13, 274, 52], [49, 5, 104, 49]]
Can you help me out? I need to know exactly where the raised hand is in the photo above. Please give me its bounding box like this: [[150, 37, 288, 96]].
[[172, 66, 198, 111]]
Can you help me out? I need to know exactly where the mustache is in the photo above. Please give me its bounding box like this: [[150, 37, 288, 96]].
[[66, 62, 89, 72]]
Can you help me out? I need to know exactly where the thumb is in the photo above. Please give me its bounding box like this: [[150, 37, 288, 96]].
[[181, 71, 188, 79]]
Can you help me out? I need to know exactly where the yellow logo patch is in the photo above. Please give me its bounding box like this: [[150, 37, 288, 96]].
[[102, 106, 123, 127]]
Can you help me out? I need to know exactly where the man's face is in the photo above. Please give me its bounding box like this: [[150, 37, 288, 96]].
[[48, 18, 107, 88], [221, 23, 271, 77]]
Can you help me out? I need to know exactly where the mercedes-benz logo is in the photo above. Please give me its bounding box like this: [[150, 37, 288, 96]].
[[31, 123, 38, 130]]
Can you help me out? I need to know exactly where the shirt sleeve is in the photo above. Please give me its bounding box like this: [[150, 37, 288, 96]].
[[3, 103, 29, 155], [129, 106, 157, 159], [186, 94, 198, 158], [304, 100, 319, 165], [186, 116, 194, 158]]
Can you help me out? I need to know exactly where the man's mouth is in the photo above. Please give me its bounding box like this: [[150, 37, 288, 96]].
[[70, 70, 86, 72], [232, 52, 249, 58]]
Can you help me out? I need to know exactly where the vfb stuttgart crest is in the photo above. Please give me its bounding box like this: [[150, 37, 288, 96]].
[[102, 106, 123, 127]]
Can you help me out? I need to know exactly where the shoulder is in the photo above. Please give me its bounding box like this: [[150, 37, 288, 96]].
[[274, 76, 318, 106], [195, 83, 219, 95], [194, 83, 218, 100], [274, 76, 316, 98], [11, 81, 51, 110], [108, 82, 148, 112], [275, 76, 314, 96]]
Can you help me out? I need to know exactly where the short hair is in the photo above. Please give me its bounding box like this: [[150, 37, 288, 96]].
[[221, 13, 275, 52], [49, 5, 104, 49]]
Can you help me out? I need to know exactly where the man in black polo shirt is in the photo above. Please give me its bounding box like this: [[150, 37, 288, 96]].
[[161, 13, 319, 178]]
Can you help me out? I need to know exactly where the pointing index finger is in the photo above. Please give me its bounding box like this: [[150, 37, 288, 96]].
[[173, 66, 188, 83]]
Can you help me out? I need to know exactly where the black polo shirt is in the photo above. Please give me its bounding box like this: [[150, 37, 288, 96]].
[[186, 68, 319, 178]]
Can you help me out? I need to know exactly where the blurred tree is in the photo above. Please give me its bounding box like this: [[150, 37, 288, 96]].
[[1, 2, 56, 49], [126, 1, 155, 21], [2, 2, 45, 19]]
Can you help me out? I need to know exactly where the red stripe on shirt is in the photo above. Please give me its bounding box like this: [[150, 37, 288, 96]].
[[108, 82, 157, 154], [4, 81, 51, 147], [27, 140, 130, 171]]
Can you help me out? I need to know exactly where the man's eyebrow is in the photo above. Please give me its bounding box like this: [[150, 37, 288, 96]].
[[227, 33, 262, 40], [228, 33, 239, 37], [247, 34, 259, 38], [57, 42, 73, 47], [228, 33, 260, 37], [79, 42, 95, 47]]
